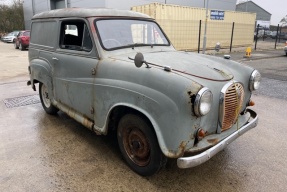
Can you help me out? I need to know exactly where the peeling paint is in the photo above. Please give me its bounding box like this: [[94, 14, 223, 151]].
[[207, 138, 219, 145], [164, 141, 188, 158]]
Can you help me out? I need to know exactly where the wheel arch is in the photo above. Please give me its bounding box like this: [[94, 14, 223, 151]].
[[105, 104, 167, 155], [29, 59, 54, 99]]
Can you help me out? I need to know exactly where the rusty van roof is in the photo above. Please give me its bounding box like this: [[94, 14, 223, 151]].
[[32, 8, 151, 20]]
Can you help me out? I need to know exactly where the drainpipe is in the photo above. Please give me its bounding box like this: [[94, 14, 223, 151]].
[[32, 0, 35, 15]]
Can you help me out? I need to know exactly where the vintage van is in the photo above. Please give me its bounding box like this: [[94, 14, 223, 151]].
[[27, 8, 260, 176]]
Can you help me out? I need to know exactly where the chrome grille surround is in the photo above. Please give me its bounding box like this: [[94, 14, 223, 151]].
[[218, 82, 245, 132]]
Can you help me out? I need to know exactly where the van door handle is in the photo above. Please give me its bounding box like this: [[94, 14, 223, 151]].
[[52, 57, 59, 61]]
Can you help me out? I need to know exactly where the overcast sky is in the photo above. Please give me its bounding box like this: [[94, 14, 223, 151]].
[[238, 0, 287, 25]]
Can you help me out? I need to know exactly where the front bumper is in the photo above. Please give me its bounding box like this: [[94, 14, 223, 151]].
[[177, 109, 258, 168]]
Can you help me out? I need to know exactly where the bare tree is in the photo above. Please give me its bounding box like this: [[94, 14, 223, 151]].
[[280, 15, 287, 26], [0, 0, 24, 33]]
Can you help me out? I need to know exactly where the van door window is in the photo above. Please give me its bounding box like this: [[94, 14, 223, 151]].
[[60, 21, 93, 52]]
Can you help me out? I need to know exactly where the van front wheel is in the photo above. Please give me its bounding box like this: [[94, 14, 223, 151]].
[[39, 83, 58, 115], [117, 114, 167, 176]]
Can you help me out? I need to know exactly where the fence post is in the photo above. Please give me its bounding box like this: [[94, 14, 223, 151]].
[[254, 24, 259, 50], [279, 26, 282, 43], [230, 22, 235, 53], [263, 28, 265, 41], [198, 20, 202, 53], [275, 24, 279, 49]]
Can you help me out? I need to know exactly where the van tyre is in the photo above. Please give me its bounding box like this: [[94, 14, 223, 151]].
[[117, 114, 167, 176], [39, 83, 58, 115]]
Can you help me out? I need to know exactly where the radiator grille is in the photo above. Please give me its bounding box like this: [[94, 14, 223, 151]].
[[221, 83, 245, 131]]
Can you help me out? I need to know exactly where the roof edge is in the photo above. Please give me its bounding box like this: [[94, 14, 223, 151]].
[[32, 8, 151, 20]]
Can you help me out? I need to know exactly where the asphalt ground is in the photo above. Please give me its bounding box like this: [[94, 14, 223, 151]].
[[1, 41, 287, 192]]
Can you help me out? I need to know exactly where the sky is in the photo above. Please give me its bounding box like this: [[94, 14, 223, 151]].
[[238, 0, 287, 25]]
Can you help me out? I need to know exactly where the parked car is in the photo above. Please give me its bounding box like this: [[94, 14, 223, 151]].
[[279, 32, 286, 39], [265, 30, 272, 38], [27, 8, 260, 176], [14, 30, 30, 50], [254, 30, 268, 40], [271, 31, 286, 39], [1, 31, 20, 43], [270, 31, 277, 39]]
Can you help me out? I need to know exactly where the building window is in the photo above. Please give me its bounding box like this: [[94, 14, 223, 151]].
[[50, 0, 66, 10]]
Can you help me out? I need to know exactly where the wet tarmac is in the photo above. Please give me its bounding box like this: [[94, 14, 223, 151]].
[[1, 42, 287, 191]]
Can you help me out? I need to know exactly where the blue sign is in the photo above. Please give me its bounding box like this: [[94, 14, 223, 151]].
[[210, 10, 225, 20]]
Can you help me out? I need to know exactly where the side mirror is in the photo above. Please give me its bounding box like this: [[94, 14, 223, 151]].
[[131, 52, 150, 68], [134, 52, 145, 68]]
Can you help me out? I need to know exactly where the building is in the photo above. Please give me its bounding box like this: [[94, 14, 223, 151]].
[[236, 1, 271, 29], [23, 0, 237, 30]]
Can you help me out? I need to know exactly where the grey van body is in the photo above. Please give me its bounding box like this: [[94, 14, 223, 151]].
[[28, 8, 259, 176]]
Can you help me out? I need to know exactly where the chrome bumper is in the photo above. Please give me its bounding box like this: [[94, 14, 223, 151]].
[[177, 109, 258, 168]]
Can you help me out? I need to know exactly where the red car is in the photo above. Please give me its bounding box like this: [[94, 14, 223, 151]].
[[14, 30, 30, 50]]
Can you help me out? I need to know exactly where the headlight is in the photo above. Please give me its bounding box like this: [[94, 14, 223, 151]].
[[249, 70, 261, 91], [194, 87, 213, 116]]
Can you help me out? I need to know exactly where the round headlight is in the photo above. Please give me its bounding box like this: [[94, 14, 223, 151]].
[[194, 87, 213, 116], [249, 70, 261, 91]]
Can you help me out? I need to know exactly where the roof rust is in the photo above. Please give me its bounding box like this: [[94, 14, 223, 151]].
[[32, 8, 152, 20]]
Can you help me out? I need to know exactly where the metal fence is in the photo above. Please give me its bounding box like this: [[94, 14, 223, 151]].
[[254, 24, 287, 50], [157, 19, 254, 52]]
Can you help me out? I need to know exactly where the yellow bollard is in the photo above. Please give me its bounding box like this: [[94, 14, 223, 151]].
[[245, 47, 252, 58]]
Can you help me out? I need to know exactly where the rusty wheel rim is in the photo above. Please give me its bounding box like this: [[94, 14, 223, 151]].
[[122, 126, 151, 167]]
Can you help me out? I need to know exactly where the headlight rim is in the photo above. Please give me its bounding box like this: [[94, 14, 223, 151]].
[[249, 70, 261, 91], [194, 87, 213, 117]]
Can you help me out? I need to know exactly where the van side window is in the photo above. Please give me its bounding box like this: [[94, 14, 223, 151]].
[[60, 21, 93, 52]]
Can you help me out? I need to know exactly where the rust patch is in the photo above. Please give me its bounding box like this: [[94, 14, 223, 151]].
[[164, 141, 188, 158], [187, 91, 195, 99], [179, 141, 187, 152], [82, 117, 94, 129], [89, 18, 96, 33], [207, 138, 219, 145]]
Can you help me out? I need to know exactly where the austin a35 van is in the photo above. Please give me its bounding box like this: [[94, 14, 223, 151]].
[[27, 8, 260, 176]]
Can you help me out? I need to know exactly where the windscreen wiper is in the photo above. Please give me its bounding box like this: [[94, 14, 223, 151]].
[[128, 43, 150, 49]]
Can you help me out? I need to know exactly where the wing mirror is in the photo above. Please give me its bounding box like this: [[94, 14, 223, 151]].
[[129, 52, 151, 68]]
